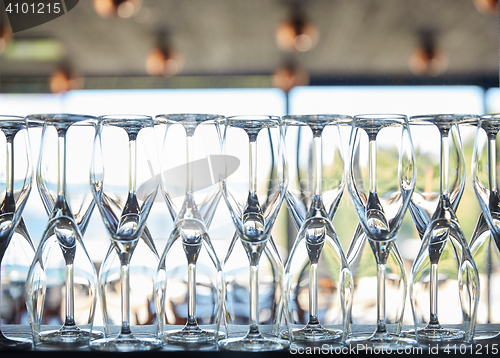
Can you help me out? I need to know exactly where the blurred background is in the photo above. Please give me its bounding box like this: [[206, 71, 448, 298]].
[[0, 0, 498, 328]]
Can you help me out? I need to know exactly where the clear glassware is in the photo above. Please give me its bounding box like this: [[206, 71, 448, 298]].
[[218, 115, 288, 351], [96, 232, 160, 348], [89, 115, 162, 351], [408, 114, 476, 341], [1, 219, 36, 343], [471, 114, 500, 340], [346, 114, 416, 349], [154, 114, 224, 345], [25, 114, 100, 347], [409, 114, 480, 343], [346, 227, 408, 340], [469, 214, 500, 340], [0, 116, 33, 349], [281, 115, 353, 343]]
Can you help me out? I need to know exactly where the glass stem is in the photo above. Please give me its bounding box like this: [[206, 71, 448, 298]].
[[5, 139, 13, 195], [488, 136, 497, 194], [308, 263, 319, 325], [429, 263, 440, 327], [249, 139, 257, 195], [440, 134, 449, 197], [313, 135, 322, 196], [187, 263, 197, 326], [376, 263, 387, 333], [369, 139, 377, 193], [58, 133, 67, 198], [129, 139, 137, 194], [186, 135, 194, 195], [121, 264, 131, 335], [0, 264, 3, 337], [64, 263, 75, 326], [249, 264, 260, 335]]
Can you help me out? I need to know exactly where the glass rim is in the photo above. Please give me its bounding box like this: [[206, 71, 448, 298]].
[[353, 113, 407, 125], [478, 114, 500, 131], [225, 115, 281, 127], [480, 113, 500, 121], [0, 115, 26, 123], [0, 115, 29, 129], [226, 115, 280, 121], [99, 114, 153, 124], [155, 113, 225, 123], [409, 113, 479, 124], [26, 113, 97, 125], [282, 114, 352, 125], [0, 115, 24, 120]]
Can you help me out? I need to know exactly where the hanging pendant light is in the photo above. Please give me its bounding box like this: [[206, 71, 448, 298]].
[[276, 8, 319, 52], [273, 62, 309, 93], [408, 30, 448, 77], [473, 0, 498, 15], [93, 0, 142, 19], [49, 65, 83, 93], [145, 32, 184, 77], [0, 23, 12, 54], [145, 47, 184, 77]]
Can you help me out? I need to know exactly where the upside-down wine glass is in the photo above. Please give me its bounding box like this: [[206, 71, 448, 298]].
[[281, 115, 353, 342], [26, 114, 100, 347], [154, 114, 224, 345], [90, 115, 162, 351], [218, 115, 288, 351], [0, 116, 33, 349], [346, 114, 416, 349], [471, 114, 500, 340], [409, 114, 479, 343]]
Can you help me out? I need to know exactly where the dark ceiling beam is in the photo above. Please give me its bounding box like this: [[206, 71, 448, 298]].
[[0, 73, 497, 93]]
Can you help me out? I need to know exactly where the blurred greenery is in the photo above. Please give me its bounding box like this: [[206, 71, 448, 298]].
[[282, 132, 482, 265]]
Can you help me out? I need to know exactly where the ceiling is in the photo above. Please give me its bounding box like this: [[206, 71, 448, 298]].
[[0, 0, 498, 90]]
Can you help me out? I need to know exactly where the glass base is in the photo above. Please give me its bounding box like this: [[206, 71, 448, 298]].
[[473, 330, 500, 341], [39, 326, 103, 347], [415, 327, 465, 342], [346, 332, 416, 349], [281, 327, 342, 342], [164, 328, 224, 344], [90, 335, 162, 352], [0, 335, 32, 350], [219, 335, 288, 351]]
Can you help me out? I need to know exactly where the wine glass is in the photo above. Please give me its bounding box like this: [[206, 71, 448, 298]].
[[154, 114, 224, 345], [409, 114, 480, 343], [218, 115, 288, 351], [25, 114, 100, 347], [469, 214, 500, 340], [0, 116, 33, 349], [281, 115, 353, 343], [471, 114, 500, 340], [90, 115, 162, 351], [346, 114, 416, 349]]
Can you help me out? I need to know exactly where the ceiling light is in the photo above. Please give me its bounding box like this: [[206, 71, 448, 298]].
[[145, 47, 184, 77], [93, 0, 142, 19], [273, 65, 309, 93], [49, 66, 82, 93], [0, 23, 12, 54], [276, 11, 319, 52], [473, 0, 498, 15], [408, 31, 448, 77]]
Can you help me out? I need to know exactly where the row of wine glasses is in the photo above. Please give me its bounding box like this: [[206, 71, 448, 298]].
[[0, 112, 496, 352]]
